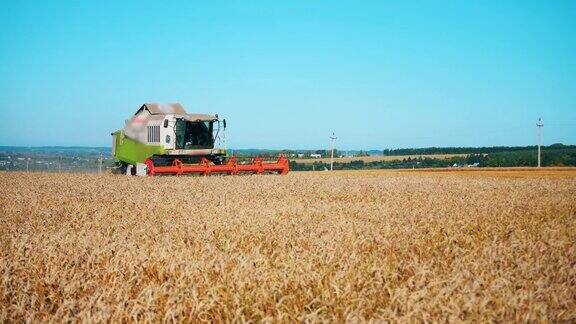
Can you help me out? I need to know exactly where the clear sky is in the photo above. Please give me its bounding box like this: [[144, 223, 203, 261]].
[[0, 1, 574, 149]]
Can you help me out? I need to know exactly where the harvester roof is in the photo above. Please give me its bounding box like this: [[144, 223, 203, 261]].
[[141, 103, 186, 115], [136, 103, 217, 121]]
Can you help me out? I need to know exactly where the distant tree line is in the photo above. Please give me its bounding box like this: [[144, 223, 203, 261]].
[[290, 146, 576, 171], [381, 143, 575, 156]]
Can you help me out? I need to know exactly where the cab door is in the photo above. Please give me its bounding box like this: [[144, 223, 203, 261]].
[[175, 119, 187, 149]]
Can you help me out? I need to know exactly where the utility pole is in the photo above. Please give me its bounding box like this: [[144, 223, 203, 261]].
[[26, 147, 30, 172], [537, 117, 544, 167], [330, 132, 337, 171], [98, 153, 103, 174]]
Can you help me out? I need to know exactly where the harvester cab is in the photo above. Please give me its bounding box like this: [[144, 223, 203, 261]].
[[112, 103, 289, 176]]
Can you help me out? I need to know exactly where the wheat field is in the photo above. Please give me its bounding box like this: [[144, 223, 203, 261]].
[[1, 170, 575, 322]]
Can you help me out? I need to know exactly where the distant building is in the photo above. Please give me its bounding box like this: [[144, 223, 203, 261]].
[[310, 154, 322, 158]]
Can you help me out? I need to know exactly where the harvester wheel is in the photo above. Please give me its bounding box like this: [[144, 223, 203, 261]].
[[112, 162, 133, 175]]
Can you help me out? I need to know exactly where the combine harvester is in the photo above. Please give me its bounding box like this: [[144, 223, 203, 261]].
[[111, 103, 289, 176]]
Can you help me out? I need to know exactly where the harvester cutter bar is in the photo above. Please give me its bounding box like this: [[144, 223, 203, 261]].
[[145, 155, 289, 176]]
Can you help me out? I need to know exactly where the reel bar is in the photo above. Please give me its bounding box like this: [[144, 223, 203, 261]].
[[145, 155, 289, 176]]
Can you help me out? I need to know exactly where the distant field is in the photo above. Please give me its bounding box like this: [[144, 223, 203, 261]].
[[291, 153, 467, 164], [1, 169, 575, 321]]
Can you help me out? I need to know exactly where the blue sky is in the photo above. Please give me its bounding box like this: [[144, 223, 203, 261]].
[[0, 1, 574, 149]]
